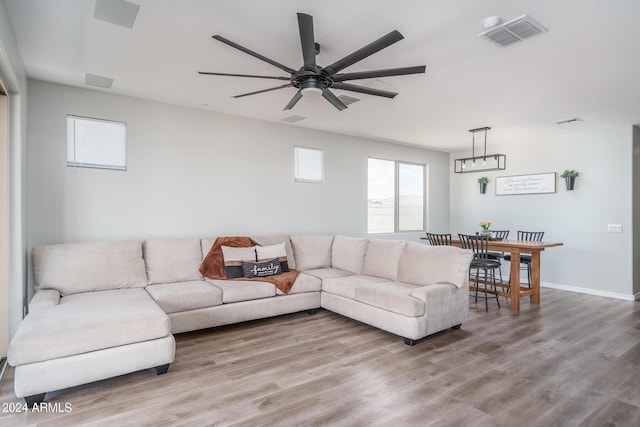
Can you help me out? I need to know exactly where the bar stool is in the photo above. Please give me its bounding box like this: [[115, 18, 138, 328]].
[[503, 231, 544, 288], [458, 233, 501, 311]]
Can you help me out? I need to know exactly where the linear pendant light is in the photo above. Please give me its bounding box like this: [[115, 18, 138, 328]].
[[454, 127, 506, 174]]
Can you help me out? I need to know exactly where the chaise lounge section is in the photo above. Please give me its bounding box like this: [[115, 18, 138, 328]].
[[7, 234, 473, 404]]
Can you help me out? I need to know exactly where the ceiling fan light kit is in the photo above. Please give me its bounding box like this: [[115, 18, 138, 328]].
[[454, 127, 506, 174], [199, 13, 426, 111]]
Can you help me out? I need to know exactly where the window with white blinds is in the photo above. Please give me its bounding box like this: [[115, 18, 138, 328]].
[[66, 115, 127, 170], [294, 146, 324, 183]]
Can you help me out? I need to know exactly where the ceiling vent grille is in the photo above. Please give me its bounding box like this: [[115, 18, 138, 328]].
[[479, 15, 547, 47]]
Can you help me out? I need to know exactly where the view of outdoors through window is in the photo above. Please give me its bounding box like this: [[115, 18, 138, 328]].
[[368, 158, 425, 234]]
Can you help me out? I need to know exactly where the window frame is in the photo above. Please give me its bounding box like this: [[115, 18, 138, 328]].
[[368, 157, 426, 234], [66, 114, 127, 171], [293, 145, 324, 184]]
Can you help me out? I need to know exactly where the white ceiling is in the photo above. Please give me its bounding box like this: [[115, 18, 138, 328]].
[[5, 0, 640, 151]]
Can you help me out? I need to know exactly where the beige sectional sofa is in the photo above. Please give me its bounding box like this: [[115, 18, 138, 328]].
[[7, 234, 472, 405]]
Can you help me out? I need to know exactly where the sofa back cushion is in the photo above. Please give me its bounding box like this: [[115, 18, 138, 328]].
[[143, 238, 203, 285], [331, 235, 369, 274], [397, 242, 473, 288], [362, 239, 406, 281], [33, 240, 148, 295], [290, 235, 334, 271]]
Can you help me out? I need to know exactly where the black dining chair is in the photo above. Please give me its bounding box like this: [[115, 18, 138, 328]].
[[458, 233, 501, 311], [503, 231, 544, 288], [486, 230, 510, 283], [425, 233, 452, 246]]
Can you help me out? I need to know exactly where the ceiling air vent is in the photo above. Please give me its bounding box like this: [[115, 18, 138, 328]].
[[281, 115, 306, 123], [479, 15, 547, 47]]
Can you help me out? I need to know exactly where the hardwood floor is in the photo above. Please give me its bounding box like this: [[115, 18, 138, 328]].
[[1, 288, 640, 426]]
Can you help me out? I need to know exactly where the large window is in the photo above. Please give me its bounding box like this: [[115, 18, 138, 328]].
[[66, 115, 127, 170], [368, 158, 425, 234]]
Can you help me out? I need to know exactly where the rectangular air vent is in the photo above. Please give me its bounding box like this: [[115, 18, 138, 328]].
[[85, 73, 114, 89], [281, 115, 306, 123], [479, 15, 547, 47], [94, 0, 140, 29], [555, 117, 583, 125], [337, 95, 360, 106]]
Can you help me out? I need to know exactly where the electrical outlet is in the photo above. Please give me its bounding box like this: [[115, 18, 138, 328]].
[[607, 224, 622, 233]]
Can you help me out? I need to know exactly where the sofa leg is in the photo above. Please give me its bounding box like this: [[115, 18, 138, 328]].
[[306, 309, 317, 315], [404, 338, 416, 346], [452, 324, 462, 330], [155, 364, 170, 375], [24, 393, 46, 406]]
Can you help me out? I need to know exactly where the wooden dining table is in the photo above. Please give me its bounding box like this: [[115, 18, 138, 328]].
[[421, 237, 563, 310]]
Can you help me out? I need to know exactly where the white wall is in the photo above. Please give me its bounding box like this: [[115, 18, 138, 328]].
[[633, 125, 640, 295], [27, 79, 449, 255], [450, 126, 634, 297]]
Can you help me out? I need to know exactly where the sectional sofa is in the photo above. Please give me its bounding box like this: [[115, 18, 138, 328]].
[[7, 235, 473, 404]]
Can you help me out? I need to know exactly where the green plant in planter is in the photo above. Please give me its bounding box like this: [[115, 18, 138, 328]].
[[560, 170, 579, 178], [478, 176, 489, 184]]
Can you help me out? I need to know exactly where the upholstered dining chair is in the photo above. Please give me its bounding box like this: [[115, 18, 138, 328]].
[[503, 230, 544, 288], [425, 232, 452, 246], [458, 233, 501, 311]]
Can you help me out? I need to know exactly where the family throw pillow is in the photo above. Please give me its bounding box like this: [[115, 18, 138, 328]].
[[255, 243, 290, 273], [242, 257, 282, 278], [220, 245, 257, 278]]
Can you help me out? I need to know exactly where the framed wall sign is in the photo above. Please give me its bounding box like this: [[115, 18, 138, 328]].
[[496, 172, 556, 196]]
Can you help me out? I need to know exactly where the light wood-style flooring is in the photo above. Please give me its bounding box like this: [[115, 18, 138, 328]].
[[1, 288, 640, 426]]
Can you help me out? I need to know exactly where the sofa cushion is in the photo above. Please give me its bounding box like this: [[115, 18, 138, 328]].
[[32, 241, 147, 295], [221, 246, 257, 278], [143, 238, 203, 285], [256, 243, 290, 272], [7, 289, 170, 366], [275, 272, 322, 295], [362, 239, 406, 281], [322, 275, 390, 299], [355, 282, 425, 317], [201, 238, 215, 258], [251, 235, 296, 270], [242, 258, 281, 278], [331, 235, 369, 274], [206, 279, 276, 303], [290, 235, 334, 271], [145, 281, 223, 314], [398, 242, 473, 288], [302, 268, 355, 280]]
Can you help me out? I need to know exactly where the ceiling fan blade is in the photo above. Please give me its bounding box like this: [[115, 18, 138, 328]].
[[297, 13, 317, 69], [332, 65, 426, 82], [322, 88, 348, 111], [283, 90, 303, 110], [212, 35, 297, 74], [323, 30, 404, 76], [331, 82, 398, 99], [232, 84, 292, 98], [198, 71, 290, 81]]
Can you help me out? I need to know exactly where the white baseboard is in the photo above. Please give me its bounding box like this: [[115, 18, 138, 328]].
[[541, 281, 638, 302]]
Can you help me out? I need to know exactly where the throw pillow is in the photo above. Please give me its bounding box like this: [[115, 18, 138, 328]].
[[242, 257, 282, 278], [255, 242, 290, 273], [221, 245, 257, 278]]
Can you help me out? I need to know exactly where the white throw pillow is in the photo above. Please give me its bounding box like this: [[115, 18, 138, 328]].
[[256, 243, 290, 272], [221, 246, 257, 278]]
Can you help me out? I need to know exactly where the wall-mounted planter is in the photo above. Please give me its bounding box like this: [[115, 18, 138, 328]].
[[479, 182, 487, 194], [565, 176, 576, 190]]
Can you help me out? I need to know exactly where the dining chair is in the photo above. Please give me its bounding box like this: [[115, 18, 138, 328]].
[[503, 230, 544, 288], [486, 230, 510, 283], [425, 232, 452, 246], [458, 233, 501, 311]]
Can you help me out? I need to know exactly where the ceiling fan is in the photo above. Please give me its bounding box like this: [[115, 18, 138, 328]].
[[198, 13, 426, 111]]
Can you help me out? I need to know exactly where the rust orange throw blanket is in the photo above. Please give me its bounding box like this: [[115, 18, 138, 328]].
[[199, 236, 300, 294]]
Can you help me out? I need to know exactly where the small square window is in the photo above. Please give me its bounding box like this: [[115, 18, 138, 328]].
[[66, 115, 127, 170], [294, 146, 323, 183]]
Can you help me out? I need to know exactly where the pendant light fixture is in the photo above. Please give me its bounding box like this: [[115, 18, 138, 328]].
[[454, 127, 506, 174]]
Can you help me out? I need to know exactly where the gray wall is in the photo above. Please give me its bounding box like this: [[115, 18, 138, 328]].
[[27, 79, 449, 251], [450, 126, 634, 297], [633, 125, 640, 295]]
